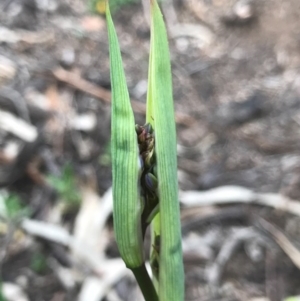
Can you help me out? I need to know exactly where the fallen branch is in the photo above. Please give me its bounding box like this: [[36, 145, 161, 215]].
[[78, 261, 129, 301], [0, 110, 37, 142], [180, 186, 300, 272], [206, 227, 267, 286], [0, 27, 54, 45], [180, 185, 300, 217], [21, 219, 106, 275], [257, 218, 300, 269]]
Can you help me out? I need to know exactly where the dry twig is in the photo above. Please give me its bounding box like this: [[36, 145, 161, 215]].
[[206, 227, 268, 286], [257, 218, 300, 269], [0, 110, 37, 142], [180, 185, 300, 217]]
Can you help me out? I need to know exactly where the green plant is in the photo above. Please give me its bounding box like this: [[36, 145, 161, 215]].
[[89, 0, 137, 14], [0, 281, 7, 301], [30, 252, 48, 274], [106, 0, 184, 300], [0, 192, 29, 220], [99, 141, 112, 166], [47, 164, 81, 211]]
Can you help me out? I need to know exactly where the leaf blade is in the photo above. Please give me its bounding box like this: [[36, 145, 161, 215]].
[[149, 1, 185, 300], [106, 1, 144, 268]]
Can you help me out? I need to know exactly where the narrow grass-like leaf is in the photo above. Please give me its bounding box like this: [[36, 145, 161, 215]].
[[146, 36, 154, 126], [106, 2, 144, 268], [147, 11, 161, 291], [149, 1, 185, 300]]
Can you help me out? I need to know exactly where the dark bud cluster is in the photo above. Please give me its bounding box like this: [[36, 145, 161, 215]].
[[136, 123, 158, 235]]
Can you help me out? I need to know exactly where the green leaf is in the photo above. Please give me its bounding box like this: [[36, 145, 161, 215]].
[[106, 1, 144, 268], [149, 0, 185, 300], [4, 194, 23, 218], [146, 34, 154, 126], [31, 252, 48, 274], [47, 163, 81, 211], [0, 281, 7, 301], [2, 193, 29, 220]]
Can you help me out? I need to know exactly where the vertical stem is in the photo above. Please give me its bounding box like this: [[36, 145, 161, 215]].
[[131, 264, 159, 301], [150, 213, 160, 290]]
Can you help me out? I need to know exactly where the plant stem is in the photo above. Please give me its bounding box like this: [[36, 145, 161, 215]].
[[131, 264, 159, 301], [150, 213, 160, 290]]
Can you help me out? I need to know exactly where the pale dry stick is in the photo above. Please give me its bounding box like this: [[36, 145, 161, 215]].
[[181, 186, 300, 273], [170, 23, 215, 45], [21, 186, 114, 273], [20, 188, 128, 301], [258, 193, 300, 216], [52, 68, 111, 103], [161, 0, 215, 45], [180, 186, 255, 206], [258, 218, 300, 269], [180, 185, 300, 217], [0, 110, 37, 142], [23, 218, 129, 299], [1, 282, 29, 301], [52, 67, 195, 126], [21, 219, 107, 275], [0, 27, 54, 44], [78, 260, 129, 301], [206, 227, 270, 286], [73, 187, 113, 259]]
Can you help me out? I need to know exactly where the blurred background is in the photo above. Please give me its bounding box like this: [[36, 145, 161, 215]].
[[1, 0, 300, 300]]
